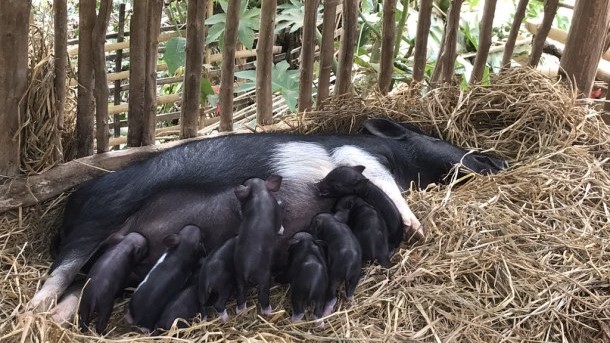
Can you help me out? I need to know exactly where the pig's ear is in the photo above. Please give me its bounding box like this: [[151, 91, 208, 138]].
[[100, 232, 124, 249], [265, 174, 283, 192], [234, 185, 251, 200], [352, 165, 366, 174], [333, 209, 349, 223], [315, 239, 328, 256], [163, 234, 180, 248]]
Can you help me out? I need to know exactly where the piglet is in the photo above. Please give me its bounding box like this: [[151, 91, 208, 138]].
[[127, 224, 204, 332], [334, 195, 392, 268], [315, 165, 404, 252], [234, 175, 283, 316], [287, 232, 328, 323], [198, 236, 237, 322], [309, 212, 362, 317], [78, 232, 148, 333], [154, 283, 200, 332]]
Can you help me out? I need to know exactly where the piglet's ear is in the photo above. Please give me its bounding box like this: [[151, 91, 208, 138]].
[[163, 234, 180, 248], [265, 174, 283, 192], [234, 185, 251, 200], [352, 165, 366, 174], [102, 232, 125, 249], [362, 118, 412, 140], [333, 209, 349, 223]]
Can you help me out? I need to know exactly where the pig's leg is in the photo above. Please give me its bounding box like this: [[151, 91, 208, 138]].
[[257, 276, 272, 316], [29, 259, 84, 311], [95, 300, 114, 334], [51, 281, 83, 326], [369, 177, 423, 239], [345, 271, 361, 302], [290, 296, 305, 322], [313, 298, 325, 319], [322, 278, 341, 317], [235, 279, 247, 314], [213, 290, 232, 322]]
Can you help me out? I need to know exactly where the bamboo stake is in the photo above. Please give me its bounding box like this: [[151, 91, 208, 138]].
[[317, 0, 339, 107], [413, 0, 433, 82], [218, 0, 241, 132], [298, 0, 319, 111], [335, 0, 359, 95], [76, 0, 96, 157], [469, 0, 497, 84], [501, 0, 529, 69], [379, 0, 398, 94], [257, 0, 278, 123], [53, 0, 67, 131], [142, 0, 164, 146], [528, 0, 559, 67], [93, 0, 113, 153], [181, 0, 207, 139]]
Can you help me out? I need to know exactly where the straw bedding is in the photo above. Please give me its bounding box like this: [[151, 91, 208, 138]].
[[2, 68, 609, 342]]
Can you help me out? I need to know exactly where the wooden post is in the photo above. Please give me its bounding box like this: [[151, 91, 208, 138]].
[[257, 0, 278, 122], [378, 0, 397, 94], [127, 1, 147, 146], [218, 0, 241, 132], [93, 0, 113, 153], [501, 0, 529, 69], [335, 0, 360, 95], [54, 0, 67, 131], [181, 0, 207, 139], [413, 0, 433, 82], [142, 0, 164, 146], [317, 0, 339, 107], [528, 0, 559, 67], [0, 0, 31, 176], [113, 3, 125, 146], [298, 0, 319, 111], [432, 0, 463, 84], [559, 0, 610, 97], [469, 0, 497, 84], [76, 0, 96, 157]]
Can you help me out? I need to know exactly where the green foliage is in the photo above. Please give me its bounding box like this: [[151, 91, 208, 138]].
[[206, 0, 261, 49], [163, 37, 187, 75], [234, 61, 301, 112], [200, 78, 216, 106], [275, 0, 323, 33]]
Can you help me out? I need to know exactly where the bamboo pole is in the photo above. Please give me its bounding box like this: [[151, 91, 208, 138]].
[[298, 0, 319, 111], [435, 0, 463, 84], [379, 0, 397, 93], [469, 0, 497, 84], [93, 0, 113, 153], [501, 0, 529, 69], [54, 0, 67, 131], [113, 3, 125, 148], [335, 0, 359, 95], [413, 0, 433, 82], [257, 0, 278, 123], [127, 1, 147, 147], [181, 0, 207, 139], [142, 0, 164, 146], [218, 0, 241, 132], [76, 0, 96, 157], [528, 0, 559, 67], [317, 0, 339, 107]]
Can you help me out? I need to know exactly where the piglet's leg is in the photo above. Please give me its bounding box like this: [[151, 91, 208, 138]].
[[257, 278, 272, 316], [29, 260, 83, 311], [51, 281, 83, 326], [235, 281, 247, 315], [213, 290, 232, 322]]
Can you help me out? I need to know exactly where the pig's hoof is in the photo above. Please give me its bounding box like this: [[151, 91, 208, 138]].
[[124, 311, 134, 325], [314, 319, 326, 328], [261, 305, 272, 317], [291, 313, 304, 322], [404, 223, 425, 243], [236, 303, 246, 315], [322, 298, 337, 317], [218, 309, 229, 322], [346, 296, 354, 303], [50, 296, 79, 326]]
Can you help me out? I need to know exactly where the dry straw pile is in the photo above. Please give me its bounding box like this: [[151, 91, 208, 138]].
[[2, 68, 609, 342]]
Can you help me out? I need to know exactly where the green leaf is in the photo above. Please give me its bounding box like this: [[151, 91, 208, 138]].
[[206, 23, 225, 44], [481, 65, 490, 86], [200, 78, 215, 105], [163, 37, 187, 75], [234, 69, 257, 81]]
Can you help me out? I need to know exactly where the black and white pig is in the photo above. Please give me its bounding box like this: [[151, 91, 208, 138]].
[[334, 196, 392, 268], [127, 225, 204, 332], [309, 212, 362, 316], [234, 175, 283, 316], [286, 232, 329, 322], [78, 232, 148, 333], [198, 236, 237, 322], [316, 165, 404, 251], [30, 118, 508, 313], [155, 283, 200, 332]]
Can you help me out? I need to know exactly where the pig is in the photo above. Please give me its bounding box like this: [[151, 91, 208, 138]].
[[154, 283, 200, 332], [309, 212, 362, 316], [31, 118, 508, 313], [334, 195, 392, 268], [127, 225, 204, 332], [316, 165, 404, 251], [198, 236, 237, 322], [78, 232, 148, 333], [286, 232, 329, 322], [234, 175, 283, 316]]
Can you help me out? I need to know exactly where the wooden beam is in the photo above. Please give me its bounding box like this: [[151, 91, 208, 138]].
[[67, 31, 184, 56]]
